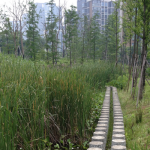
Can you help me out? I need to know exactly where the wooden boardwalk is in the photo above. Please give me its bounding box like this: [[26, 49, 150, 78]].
[[87, 87, 126, 150]]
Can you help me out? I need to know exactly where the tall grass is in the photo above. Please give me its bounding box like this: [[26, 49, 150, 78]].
[[0, 54, 121, 149], [74, 62, 121, 89]]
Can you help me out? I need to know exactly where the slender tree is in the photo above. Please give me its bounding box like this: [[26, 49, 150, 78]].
[[26, 1, 40, 61], [64, 5, 79, 67], [122, 0, 150, 106], [114, 1, 121, 66], [89, 14, 101, 62], [0, 17, 14, 54], [3, 0, 29, 58], [45, 0, 59, 65]]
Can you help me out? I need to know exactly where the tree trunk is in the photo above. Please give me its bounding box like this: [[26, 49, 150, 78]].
[[123, 44, 125, 73], [63, 41, 65, 57], [13, 19, 18, 57], [115, 8, 118, 66], [132, 36, 140, 99], [138, 1, 147, 101], [136, 53, 146, 107], [46, 47, 49, 63], [94, 35, 95, 63], [105, 37, 108, 61], [6, 35, 9, 54], [82, 32, 84, 64], [69, 33, 72, 67], [127, 38, 132, 92], [131, 5, 137, 97], [52, 42, 54, 65], [70, 42, 72, 67], [20, 20, 24, 59]]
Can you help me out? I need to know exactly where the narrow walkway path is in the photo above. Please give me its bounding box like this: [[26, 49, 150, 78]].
[[87, 87, 126, 150], [111, 87, 126, 150]]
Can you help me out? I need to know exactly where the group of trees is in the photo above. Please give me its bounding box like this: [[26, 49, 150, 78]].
[[0, 0, 120, 65], [0, 0, 59, 62], [119, 0, 150, 106]]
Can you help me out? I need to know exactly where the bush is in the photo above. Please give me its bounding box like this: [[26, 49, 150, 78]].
[[106, 74, 128, 89], [135, 108, 143, 124], [146, 68, 150, 77]]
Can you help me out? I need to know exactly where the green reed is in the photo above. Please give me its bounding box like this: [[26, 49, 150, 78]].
[[0, 54, 121, 149]]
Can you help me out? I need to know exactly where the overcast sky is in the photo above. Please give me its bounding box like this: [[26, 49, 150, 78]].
[[0, 0, 77, 9]]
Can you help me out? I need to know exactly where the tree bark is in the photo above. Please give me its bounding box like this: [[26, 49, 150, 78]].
[[127, 38, 132, 92], [131, 5, 137, 97], [136, 53, 146, 107], [138, 0, 147, 101]]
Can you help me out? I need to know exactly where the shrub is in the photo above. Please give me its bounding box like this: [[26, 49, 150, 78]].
[[135, 108, 143, 124], [106, 74, 128, 89], [146, 68, 150, 77]]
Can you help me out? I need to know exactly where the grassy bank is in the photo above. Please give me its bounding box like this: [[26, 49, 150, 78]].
[[118, 83, 150, 150], [0, 54, 121, 149]]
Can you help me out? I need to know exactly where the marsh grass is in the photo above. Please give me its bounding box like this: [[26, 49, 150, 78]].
[[0, 54, 121, 149]]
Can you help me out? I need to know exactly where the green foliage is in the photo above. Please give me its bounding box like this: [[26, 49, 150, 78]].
[[103, 12, 120, 62], [107, 74, 128, 89], [0, 16, 14, 54], [0, 55, 91, 149], [118, 86, 150, 149], [26, 1, 41, 61], [135, 108, 143, 124], [88, 14, 101, 62], [64, 5, 79, 66], [0, 54, 121, 149], [45, 0, 59, 64], [76, 62, 122, 89], [146, 67, 150, 77], [147, 51, 150, 60], [86, 92, 103, 133], [0, 1, 123, 64], [124, 113, 135, 142]]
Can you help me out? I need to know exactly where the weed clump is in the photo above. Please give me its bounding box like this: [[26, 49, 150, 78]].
[[135, 108, 143, 124], [106, 75, 128, 90]]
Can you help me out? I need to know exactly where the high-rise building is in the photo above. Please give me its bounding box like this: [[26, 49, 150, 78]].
[[77, 0, 115, 31]]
